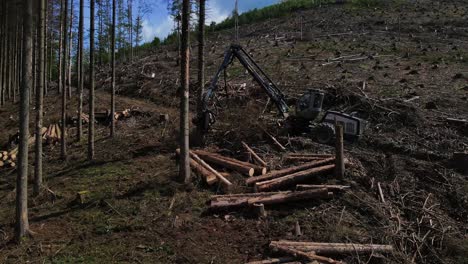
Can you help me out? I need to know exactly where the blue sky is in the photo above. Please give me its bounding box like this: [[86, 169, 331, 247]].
[[141, 0, 280, 42]]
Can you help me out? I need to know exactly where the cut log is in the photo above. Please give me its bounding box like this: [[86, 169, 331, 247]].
[[245, 257, 296, 264], [287, 153, 334, 158], [176, 149, 217, 184], [189, 151, 233, 189], [284, 156, 324, 162], [271, 244, 342, 264], [271, 241, 394, 254], [242, 141, 267, 167], [255, 164, 335, 192], [246, 157, 335, 186], [210, 188, 331, 210], [194, 150, 266, 176], [0, 161, 4, 167], [195, 150, 267, 174], [335, 124, 345, 179], [265, 131, 287, 151], [296, 184, 350, 191]]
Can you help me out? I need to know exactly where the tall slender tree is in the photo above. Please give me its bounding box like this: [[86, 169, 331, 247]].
[[88, 0, 95, 160], [60, 0, 69, 160], [67, 0, 74, 99], [58, 0, 64, 94], [179, 0, 190, 183], [16, 0, 33, 241], [110, 0, 116, 137], [197, 0, 205, 116], [34, 0, 46, 196], [77, 0, 84, 140]]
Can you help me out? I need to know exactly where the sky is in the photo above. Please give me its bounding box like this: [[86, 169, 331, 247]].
[[141, 0, 281, 43]]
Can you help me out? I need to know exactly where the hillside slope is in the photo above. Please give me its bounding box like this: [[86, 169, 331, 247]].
[[1, 1, 467, 263]]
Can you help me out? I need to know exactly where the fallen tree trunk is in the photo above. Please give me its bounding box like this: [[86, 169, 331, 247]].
[[245, 257, 295, 264], [296, 184, 350, 191], [271, 241, 394, 254], [271, 244, 342, 264], [246, 157, 335, 186], [177, 149, 217, 184], [287, 153, 334, 158], [255, 164, 335, 192], [194, 150, 266, 176], [189, 151, 233, 189], [242, 141, 267, 167], [209, 188, 331, 210], [284, 156, 324, 162]]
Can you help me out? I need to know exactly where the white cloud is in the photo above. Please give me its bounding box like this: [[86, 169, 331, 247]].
[[142, 16, 174, 42], [206, 0, 230, 24]]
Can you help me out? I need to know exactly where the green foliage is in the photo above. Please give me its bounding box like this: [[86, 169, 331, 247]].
[[151, 36, 161, 47]]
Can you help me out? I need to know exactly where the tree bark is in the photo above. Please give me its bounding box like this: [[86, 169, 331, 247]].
[[77, 0, 84, 140], [210, 188, 330, 210], [270, 241, 394, 255], [60, 0, 69, 160], [67, 0, 74, 99], [88, 0, 95, 160], [196, 0, 205, 116], [110, 0, 116, 137], [58, 0, 63, 94], [34, 0, 46, 196], [16, 0, 33, 241], [335, 123, 344, 179], [178, 0, 190, 184]]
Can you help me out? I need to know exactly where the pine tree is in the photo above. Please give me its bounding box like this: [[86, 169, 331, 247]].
[[16, 0, 33, 241], [77, 0, 84, 140], [110, 0, 116, 137], [34, 0, 46, 196], [179, 0, 190, 184], [88, 0, 95, 160], [60, 0, 69, 160]]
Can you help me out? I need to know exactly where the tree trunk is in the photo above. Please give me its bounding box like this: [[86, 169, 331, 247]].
[[58, 0, 63, 94], [34, 0, 46, 196], [88, 0, 95, 160], [60, 0, 69, 160], [110, 0, 116, 137], [67, 0, 74, 99], [0, 1, 5, 107], [77, 0, 84, 140], [178, 0, 190, 184], [16, 0, 33, 241], [196, 0, 205, 116]]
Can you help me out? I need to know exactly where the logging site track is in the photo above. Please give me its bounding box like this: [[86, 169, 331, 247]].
[[1, 1, 468, 263]]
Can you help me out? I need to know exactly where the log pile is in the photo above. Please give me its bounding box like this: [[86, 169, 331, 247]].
[[0, 149, 17, 168], [42, 123, 64, 144], [0, 135, 35, 169]]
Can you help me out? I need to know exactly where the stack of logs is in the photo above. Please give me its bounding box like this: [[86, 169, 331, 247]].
[[1, 124, 62, 169], [208, 152, 345, 211], [0, 149, 17, 168], [42, 124, 64, 144]]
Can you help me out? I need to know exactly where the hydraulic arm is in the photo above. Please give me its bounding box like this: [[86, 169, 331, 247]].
[[196, 44, 289, 131]]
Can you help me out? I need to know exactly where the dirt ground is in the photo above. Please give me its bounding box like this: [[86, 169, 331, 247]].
[[0, 1, 467, 263]]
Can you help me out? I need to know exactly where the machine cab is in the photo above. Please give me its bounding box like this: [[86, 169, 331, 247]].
[[295, 89, 325, 121]]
